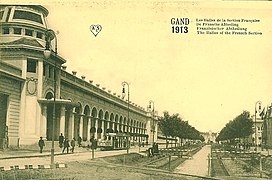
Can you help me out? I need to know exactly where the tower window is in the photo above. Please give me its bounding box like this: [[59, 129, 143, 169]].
[[13, 10, 43, 24], [14, 28, 22, 35], [5, 8, 11, 22], [25, 29, 33, 36], [27, 59, 37, 73], [36, 31, 43, 39], [0, 11, 4, 20], [3, 28, 9, 34]]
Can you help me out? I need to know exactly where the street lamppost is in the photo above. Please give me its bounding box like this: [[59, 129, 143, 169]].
[[255, 101, 262, 153], [149, 100, 155, 145], [122, 81, 130, 154], [44, 29, 58, 165]]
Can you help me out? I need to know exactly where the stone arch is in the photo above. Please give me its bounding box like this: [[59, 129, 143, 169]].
[[73, 102, 82, 140], [136, 121, 139, 134], [109, 113, 114, 131], [104, 111, 109, 120], [91, 107, 97, 118], [44, 89, 54, 99], [130, 119, 133, 132], [90, 107, 98, 138], [45, 91, 53, 100], [114, 114, 119, 133], [127, 119, 131, 133], [97, 109, 104, 139], [119, 116, 123, 132], [123, 117, 127, 132], [82, 105, 90, 141]]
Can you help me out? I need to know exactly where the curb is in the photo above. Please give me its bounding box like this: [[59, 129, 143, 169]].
[[0, 151, 86, 160], [0, 163, 67, 171]]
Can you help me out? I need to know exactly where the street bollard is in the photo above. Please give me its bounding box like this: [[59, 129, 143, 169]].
[[259, 155, 262, 178], [168, 155, 171, 171]]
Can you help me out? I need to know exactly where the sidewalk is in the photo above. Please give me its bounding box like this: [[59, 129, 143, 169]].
[[0, 143, 148, 160]]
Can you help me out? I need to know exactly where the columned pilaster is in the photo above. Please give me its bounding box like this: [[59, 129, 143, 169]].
[[101, 119, 105, 138], [79, 114, 84, 139], [95, 118, 98, 139], [60, 106, 66, 136], [41, 105, 47, 138], [87, 116, 91, 141], [116, 123, 119, 132], [68, 109, 75, 139]]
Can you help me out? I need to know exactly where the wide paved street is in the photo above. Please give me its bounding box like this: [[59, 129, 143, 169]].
[[174, 145, 211, 176]]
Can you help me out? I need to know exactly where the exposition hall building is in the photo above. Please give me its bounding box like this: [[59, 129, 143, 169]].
[[0, 5, 158, 149]]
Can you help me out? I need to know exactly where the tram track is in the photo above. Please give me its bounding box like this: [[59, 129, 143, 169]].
[[211, 155, 230, 177]]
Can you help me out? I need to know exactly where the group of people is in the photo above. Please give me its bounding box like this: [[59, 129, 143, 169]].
[[38, 133, 79, 153], [58, 133, 76, 153], [147, 142, 159, 157]]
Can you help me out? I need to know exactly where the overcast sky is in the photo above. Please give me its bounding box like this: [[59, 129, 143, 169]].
[[36, 1, 272, 132]]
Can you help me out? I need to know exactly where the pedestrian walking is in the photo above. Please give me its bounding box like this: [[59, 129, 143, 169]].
[[70, 138, 76, 153], [62, 138, 70, 153], [38, 137, 45, 153], [78, 136, 82, 147], [59, 133, 64, 148]]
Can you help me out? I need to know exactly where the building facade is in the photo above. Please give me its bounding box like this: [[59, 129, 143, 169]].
[[0, 5, 158, 149], [251, 114, 264, 146], [200, 130, 217, 143], [262, 105, 272, 147]]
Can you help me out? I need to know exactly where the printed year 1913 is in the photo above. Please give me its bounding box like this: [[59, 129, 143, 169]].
[[171, 18, 189, 33]]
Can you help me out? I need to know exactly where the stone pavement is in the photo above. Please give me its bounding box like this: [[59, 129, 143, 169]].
[[174, 145, 211, 177]]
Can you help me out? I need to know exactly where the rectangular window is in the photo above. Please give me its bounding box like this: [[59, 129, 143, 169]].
[[36, 31, 43, 39], [13, 10, 43, 24], [5, 8, 11, 22], [25, 29, 33, 36], [3, 28, 9, 34], [27, 59, 37, 73], [13, 28, 22, 35]]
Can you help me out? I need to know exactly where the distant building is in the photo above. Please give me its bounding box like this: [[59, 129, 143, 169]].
[[262, 105, 272, 147], [200, 130, 217, 143], [251, 114, 264, 146]]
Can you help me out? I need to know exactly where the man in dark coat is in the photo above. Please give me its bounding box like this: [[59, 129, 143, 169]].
[[62, 138, 70, 153], [59, 133, 64, 148], [70, 138, 76, 153], [38, 137, 45, 153], [78, 136, 82, 147]]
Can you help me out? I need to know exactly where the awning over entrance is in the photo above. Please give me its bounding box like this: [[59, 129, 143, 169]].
[[38, 98, 79, 108]]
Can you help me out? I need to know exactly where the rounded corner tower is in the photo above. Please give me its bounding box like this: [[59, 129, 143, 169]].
[[0, 5, 49, 45], [0, 5, 64, 146]]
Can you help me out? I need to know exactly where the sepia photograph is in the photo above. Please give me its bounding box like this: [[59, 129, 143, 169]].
[[0, 1, 272, 179]]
